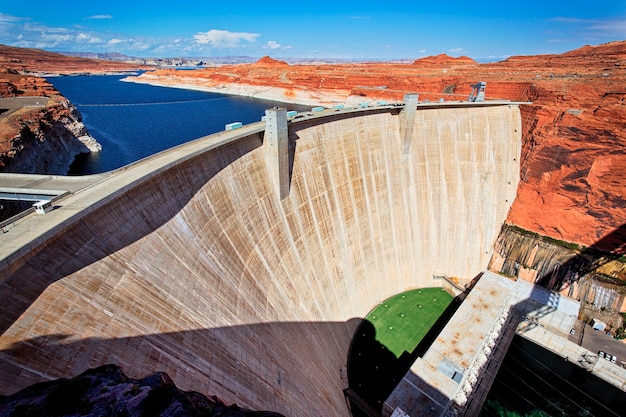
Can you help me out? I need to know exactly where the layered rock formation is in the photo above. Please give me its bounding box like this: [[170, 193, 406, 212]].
[[0, 364, 284, 417], [0, 67, 101, 174], [126, 41, 626, 251], [0, 43, 150, 175], [0, 44, 148, 75]]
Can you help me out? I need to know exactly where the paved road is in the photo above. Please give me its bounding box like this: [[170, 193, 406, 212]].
[[0, 97, 48, 118], [569, 321, 626, 367]]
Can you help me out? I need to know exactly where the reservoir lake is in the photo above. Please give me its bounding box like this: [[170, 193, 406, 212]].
[[48, 74, 310, 175]]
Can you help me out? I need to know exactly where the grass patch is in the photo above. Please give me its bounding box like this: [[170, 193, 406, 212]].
[[366, 288, 453, 358], [348, 287, 456, 414]]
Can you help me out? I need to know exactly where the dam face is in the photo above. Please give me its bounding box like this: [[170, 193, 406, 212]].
[[0, 104, 521, 416]]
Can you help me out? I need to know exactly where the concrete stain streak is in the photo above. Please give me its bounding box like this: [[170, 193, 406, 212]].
[[0, 104, 521, 416]]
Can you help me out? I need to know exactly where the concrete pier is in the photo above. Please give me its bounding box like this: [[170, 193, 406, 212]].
[[264, 107, 290, 199], [400, 94, 418, 154], [0, 102, 521, 416]]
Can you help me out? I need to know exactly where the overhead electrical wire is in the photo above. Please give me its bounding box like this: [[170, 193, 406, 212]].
[[507, 346, 619, 417], [77, 96, 233, 107]]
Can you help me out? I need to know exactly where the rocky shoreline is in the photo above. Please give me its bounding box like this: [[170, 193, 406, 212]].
[[122, 72, 353, 107], [0, 68, 102, 175], [0, 96, 101, 175]]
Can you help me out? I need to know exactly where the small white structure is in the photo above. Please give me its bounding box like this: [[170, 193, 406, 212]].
[[225, 122, 243, 131], [390, 408, 410, 417], [33, 200, 52, 215], [592, 319, 607, 331]]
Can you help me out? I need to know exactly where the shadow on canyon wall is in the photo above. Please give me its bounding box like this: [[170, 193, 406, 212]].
[[478, 223, 626, 417]]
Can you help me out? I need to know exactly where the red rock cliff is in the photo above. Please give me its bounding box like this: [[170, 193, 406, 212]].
[[132, 41, 626, 251]]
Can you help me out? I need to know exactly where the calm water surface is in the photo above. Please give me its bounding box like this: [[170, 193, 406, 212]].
[[48, 74, 309, 174]]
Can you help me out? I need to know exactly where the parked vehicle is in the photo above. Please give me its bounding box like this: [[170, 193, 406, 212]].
[[592, 319, 607, 331]]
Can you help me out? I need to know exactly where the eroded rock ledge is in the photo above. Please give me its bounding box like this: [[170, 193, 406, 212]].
[[0, 68, 101, 175], [0, 364, 285, 417]]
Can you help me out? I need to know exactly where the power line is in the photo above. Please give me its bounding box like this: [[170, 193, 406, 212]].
[[509, 345, 620, 417], [77, 96, 232, 107], [498, 361, 575, 416], [503, 353, 611, 417], [453, 336, 609, 417]]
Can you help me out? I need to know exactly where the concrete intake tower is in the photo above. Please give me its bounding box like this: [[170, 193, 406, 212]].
[[0, 100, 521, 416]]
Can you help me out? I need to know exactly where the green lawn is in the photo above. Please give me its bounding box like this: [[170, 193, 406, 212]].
[[366, 287, 453, 358], [347, 287, 456, 414]]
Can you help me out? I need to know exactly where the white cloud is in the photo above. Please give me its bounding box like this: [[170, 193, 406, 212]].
[[266, 40, 281, 49], [41, 32, 73, 44], [77, 33, 104, 44], [550, 17, 626, 39], [0, 13, 23, 23], [448, 47, 467, 55], [193, 29, 260, 47], [86, 14, 113, 20], [0, 13, 279, 57]]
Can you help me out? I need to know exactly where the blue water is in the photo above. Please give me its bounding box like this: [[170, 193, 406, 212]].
[[48, 75, 309, 174]]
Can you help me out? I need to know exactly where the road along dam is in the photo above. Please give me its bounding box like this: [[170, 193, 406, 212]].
[[0, 99, 521, 416]]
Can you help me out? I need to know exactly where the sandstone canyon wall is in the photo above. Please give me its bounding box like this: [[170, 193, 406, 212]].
[[127, 41, 626, 251], [0, 67, 101, 175]]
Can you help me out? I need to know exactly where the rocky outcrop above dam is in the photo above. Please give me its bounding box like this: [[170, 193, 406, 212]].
[[488, 223, 626, 330], [127, 41, 626, 250], [0, 364, 285, 417], [0, 68, 101, 174]]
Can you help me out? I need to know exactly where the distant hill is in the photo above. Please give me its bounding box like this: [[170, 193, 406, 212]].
[[0, 44, 147, 74]]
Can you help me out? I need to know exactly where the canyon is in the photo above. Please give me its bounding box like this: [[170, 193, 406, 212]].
[[126, 41, 626, 251], [0, 42, 624, 416], [0, 44, 150, 175], [1, 42, 624, 250]]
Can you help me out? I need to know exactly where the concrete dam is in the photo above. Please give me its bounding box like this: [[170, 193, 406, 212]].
[[0, 101, 521, 416]]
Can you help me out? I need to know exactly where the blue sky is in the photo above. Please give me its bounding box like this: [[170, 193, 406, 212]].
[[1, 1, 624, 60]]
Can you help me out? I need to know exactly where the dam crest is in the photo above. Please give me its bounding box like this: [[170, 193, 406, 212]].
[[0, 99, 522, 416]]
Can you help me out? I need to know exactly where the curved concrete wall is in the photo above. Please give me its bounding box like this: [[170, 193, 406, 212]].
[[0, 105, 520, 416]]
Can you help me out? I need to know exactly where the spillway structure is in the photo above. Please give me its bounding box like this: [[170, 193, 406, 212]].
[[0, 97, 521, 416]]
